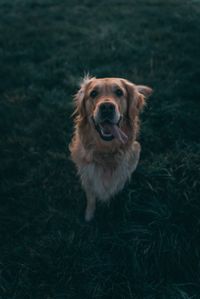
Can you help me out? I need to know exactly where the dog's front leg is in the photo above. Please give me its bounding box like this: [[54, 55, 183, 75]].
[[85, 190, 96, 222]]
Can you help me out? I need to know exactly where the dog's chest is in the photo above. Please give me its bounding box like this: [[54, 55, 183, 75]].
[[79, 154, 133, 201]]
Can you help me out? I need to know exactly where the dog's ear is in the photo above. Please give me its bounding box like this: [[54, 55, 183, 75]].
[[136, 85, 153, 109], [73, 75, 95, 119], [121, 79, 152, 126]]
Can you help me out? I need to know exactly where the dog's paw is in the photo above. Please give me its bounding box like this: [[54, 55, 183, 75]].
[[85, 209, 95, 222]]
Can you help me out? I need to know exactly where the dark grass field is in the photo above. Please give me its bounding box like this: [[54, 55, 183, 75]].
[[0, 0, 200, 298]]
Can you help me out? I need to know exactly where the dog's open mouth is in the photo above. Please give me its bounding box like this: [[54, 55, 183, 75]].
[[93, 119, 128, 144]]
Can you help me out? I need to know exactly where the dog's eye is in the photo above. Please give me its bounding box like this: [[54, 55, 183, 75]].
[[115, 88, 123, 97], [90, 90, 98, 98]]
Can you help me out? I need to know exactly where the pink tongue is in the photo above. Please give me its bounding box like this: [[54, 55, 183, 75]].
[[112, 125, 128, 144], [101, 123, 128, 144]]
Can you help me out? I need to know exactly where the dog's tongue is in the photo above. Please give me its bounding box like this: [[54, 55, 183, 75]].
[[101, 123, 128, 144], [112, 125, 128, 144]]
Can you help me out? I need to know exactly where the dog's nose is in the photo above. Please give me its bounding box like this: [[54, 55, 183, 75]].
[[99, 102, 115, 117]]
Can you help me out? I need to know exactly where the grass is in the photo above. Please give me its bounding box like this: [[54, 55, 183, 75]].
[[0, 0, 200, 298]]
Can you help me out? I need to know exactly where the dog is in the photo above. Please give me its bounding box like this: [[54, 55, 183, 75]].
[[69, 76, 152, 221]]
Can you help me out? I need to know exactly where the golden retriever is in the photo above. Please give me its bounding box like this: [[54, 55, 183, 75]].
[[69, 76, 152, 221]]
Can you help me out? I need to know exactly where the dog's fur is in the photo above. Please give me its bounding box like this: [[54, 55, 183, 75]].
[[69, 76, 152, 221]]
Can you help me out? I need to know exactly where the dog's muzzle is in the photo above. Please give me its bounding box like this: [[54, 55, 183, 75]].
[[91, 116, 128, 144], [99, 102, 116, 121]]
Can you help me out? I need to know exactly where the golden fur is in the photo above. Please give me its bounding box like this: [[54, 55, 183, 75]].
[[69, 76, 152, 221]]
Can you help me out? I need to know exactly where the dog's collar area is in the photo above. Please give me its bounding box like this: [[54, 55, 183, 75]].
[[91, 117, 121, 142]]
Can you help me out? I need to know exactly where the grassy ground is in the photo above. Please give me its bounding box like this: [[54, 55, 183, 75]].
[[0, 0, 200, 298]]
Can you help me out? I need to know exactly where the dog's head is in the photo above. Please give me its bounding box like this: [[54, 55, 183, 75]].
[[74, 76, 152, 143]]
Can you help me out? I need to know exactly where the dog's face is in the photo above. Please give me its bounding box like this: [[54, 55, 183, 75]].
[[75, 76, 152, 143], [88, 78, 125, 125]]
